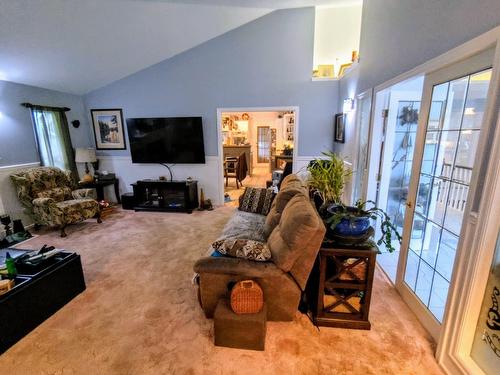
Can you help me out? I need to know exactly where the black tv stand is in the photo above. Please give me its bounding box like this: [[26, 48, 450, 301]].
[[132, 179, 198, 213]]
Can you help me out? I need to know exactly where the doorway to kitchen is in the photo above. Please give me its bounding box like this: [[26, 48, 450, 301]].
[[217, 107, 298, 206]]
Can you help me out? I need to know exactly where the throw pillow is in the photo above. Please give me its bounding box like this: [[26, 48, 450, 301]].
[[211, 239, 271, 262], [238, 187, 275, 216]]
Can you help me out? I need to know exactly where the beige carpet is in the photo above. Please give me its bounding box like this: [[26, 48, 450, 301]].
[[0, 208, 444, 374]]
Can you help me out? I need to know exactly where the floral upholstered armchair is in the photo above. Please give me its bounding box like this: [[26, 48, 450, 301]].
[[10, 167, 101, 237]]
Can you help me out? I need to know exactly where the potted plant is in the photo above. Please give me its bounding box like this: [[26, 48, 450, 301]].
[[306, 152, 401, 251], [307, 151, 352, 213], [325, 200, 402, 252]]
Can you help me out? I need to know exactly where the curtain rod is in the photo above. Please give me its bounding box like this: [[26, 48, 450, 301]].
[[21, 103, 71, 112]]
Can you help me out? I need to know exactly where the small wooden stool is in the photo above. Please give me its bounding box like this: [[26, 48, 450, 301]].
[[214, 299, 266, 351]]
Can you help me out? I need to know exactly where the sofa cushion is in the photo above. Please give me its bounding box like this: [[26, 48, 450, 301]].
[[267, 193, 322, 272], [55, 198, 99, 222], [218, 210, 266, 242], [238, 187, 275, 215], [279, 174, 303, 190], [263, 176, 308, 239], [36, 187, 72, 202], [211, 239, 271, 262]]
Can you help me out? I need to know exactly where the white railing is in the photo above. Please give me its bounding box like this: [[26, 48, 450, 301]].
[[437, 163, 472, 213]]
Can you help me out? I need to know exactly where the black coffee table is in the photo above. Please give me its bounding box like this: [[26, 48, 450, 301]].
[[0, 249, 86, 354]]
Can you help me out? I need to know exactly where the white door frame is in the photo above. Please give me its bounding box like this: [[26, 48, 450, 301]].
[[351, 88, 374, 203], [361, 25, 500, 373], [216, 106, 300, 205]]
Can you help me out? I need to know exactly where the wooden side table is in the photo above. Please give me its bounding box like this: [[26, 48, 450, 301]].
[[79, 178, 121, 203], [308, 243, 378, 330]]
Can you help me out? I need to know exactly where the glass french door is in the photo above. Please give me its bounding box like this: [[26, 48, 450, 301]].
[[257, 126, 271, 163], [397, 49, 494, 339]]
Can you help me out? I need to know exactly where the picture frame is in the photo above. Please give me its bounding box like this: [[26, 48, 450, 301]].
[[334, 113, 346, 143], [91, 109, 126, 150]]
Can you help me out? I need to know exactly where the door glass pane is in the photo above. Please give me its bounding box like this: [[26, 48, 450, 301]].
[[427, 177, 448, 225], [428, 271, 449, 322], [415, 259, 433, 305], [453, 130, 480, 180], [443, 182, 468, 235], [405, 249, 420, 289], [442, 77, 468, 130], [462, 70, 492, 130], [420, 221, 442, 267], [421, 131, 439, 174], [470, 230, 500, 374], [435, 229, 458, 281], [435, 131, 459, 179], [416, 174, 432, 215], [404, 68, 492, 323], [409, 215, 425, 255], [257, 127, 270, 163]]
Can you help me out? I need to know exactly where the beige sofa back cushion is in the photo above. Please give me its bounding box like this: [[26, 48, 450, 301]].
[[263, 175, 308, 238], [267, 193, 323, 274]]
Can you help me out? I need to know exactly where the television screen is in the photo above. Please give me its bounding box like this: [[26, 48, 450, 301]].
[[126, 117, 205, 164]]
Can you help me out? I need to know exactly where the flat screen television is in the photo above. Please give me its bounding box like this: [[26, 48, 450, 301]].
[[126, 117, 205, 164]]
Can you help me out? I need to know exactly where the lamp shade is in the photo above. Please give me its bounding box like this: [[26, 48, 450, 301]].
[[75, 148, 97, 163]]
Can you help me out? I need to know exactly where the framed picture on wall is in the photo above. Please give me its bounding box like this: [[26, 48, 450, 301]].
[[91, 109, 126, 150], [334, 113, 346, 143]]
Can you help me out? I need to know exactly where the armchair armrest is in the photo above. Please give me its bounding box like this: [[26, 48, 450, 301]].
[[32, 197, 57, 207], [72, 188, 96, 199], [31, 197, 63, 225], [194, 256, 284, 279]]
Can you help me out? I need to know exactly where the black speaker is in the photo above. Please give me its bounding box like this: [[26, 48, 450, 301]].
[[121, 193, 136, 210]]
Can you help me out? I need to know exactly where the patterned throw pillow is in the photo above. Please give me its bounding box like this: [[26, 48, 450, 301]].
[[238, 187, 275, 215], [211, 239, 271, 262]]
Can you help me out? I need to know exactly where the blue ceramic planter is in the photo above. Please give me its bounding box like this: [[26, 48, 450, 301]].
[[326, 204, 371, 237], [333, 217, 371, 236]]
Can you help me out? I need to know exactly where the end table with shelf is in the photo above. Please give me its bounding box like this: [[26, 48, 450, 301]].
[[79, 178, 121, 204], [307, 242, 378, 330]]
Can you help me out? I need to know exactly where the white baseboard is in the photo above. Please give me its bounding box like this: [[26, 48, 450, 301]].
[[97, 156, 222, 205]]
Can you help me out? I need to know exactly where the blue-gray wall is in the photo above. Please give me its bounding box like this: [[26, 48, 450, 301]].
[[336, 0, 500, 160], [84, 8, 339, 157], [0, 80, 92, 166], [356, 0, 500, 93]]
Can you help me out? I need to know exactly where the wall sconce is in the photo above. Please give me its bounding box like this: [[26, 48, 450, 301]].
[[343, 98, 354, 113]]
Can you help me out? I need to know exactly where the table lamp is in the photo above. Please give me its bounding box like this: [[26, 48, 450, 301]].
[[75, 147, 97, 183]]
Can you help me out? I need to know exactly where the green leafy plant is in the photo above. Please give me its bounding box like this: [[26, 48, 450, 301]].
[[325, 200, 402, 252], [307, 151, 352, 209]]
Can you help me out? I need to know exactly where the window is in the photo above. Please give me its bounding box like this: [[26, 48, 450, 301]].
[[30, 106, 77, 179], [313, 4, 362, 78]]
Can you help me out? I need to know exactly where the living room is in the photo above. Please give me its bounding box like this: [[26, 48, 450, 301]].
[[0, 1, 499, 374]]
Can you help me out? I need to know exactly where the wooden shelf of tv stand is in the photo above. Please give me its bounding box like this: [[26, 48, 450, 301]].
[[131, 179, 198, 214]]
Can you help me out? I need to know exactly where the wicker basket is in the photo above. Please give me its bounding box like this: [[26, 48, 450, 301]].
[[230, 280, 264, 314]]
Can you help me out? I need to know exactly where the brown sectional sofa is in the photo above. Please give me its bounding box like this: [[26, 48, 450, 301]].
[[194, 174, 326, 321]]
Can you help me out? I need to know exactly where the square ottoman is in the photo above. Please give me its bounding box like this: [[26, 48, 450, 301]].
[[214, 299, 266, 351]]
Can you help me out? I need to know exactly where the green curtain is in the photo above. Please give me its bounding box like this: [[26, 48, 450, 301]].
[[31, 108, 79, 182]]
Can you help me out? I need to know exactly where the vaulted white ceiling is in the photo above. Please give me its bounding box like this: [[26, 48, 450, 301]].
[[0, 0, 358, 94]]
